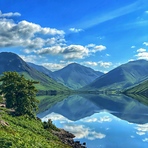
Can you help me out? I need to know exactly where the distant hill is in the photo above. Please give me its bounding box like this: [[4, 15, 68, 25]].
[[53, 63, 103, 89], [124, 80, 148, 95], [0, 52, 69, 92], [82, 60, 148, 91]]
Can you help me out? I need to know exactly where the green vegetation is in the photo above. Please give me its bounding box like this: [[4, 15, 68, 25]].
[[82, 60, 148, 91], [0, 108, 70, 148], [20, 72, 70, 92], [124, 80, 148, 95], [124, 80, 148, 106], [0, 72, 71, 148], [0, 72, 39, 117]]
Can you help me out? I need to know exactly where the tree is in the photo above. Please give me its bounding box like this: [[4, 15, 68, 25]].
[[0, 72, 39, 117]]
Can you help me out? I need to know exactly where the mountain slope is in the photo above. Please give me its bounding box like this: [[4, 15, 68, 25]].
[[0, 52, 69, 92], [82, 60, 148, 91], [53, 63, 103, 89], [124, 80, 148, 95], [27, 62, 54, 78]]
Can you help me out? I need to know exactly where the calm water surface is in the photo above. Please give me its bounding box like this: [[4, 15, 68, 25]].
[[38, 94, 148, 148]]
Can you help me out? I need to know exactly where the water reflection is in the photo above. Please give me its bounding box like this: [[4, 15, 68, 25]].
[[38, 94, 148, 124], [37, 94, 148, 148]]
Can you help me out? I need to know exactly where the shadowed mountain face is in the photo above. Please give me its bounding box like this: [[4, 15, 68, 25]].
[[0, 52, 31, 73], [53, 63, 103, 89], [0, 52, 69, 91], [82, 60, 148, 91], [38, 94, 148, 124], [27, 62, 54, 78]]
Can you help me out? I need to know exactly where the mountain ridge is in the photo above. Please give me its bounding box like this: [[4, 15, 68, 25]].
[[82, 60, 148, 91], [0, 52, 69, 92]]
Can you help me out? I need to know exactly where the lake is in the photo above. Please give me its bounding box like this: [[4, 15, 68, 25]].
[[37, 94, 148, 148]]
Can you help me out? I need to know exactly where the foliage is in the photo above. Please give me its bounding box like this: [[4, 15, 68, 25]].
[[43, 119, 59, 131], [0, 72, 39, 117], [0, 108, 70, 148]]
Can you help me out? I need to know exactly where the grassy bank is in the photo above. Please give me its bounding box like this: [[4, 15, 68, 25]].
[[0, 106, 71, 148]]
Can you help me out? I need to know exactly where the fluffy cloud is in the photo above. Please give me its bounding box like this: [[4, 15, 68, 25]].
[[98, 116, 112, 123], [0, 10, 21, 17], [19, 54, 41, 63], [37, 44, 89, 59], [136, 51, 148, 60], [137, 48, 146, 53], [0, 17, 64, 49], [98, 61, 112, 68], [64, 124, 106, 140], [42, 62, 67, 71], [135, 123, 148, 136], [82, 61, 98, 67], [143, 42, 148, 46], [69, 28, 83, 33], [86, 44, 106, 53]]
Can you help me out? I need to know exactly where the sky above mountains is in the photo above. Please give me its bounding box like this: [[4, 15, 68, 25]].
[[0, 0, 148, 72]]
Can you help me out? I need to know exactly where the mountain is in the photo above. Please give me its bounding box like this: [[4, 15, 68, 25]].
[[27, 62, 54, 78], [0, 52, 69, 92], [124, 80, 148, 95], [53, 63, 104, 89], [82, 60, 148, 91]]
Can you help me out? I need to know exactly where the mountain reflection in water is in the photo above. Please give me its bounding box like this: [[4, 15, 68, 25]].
[[38, 94, 148, 148]]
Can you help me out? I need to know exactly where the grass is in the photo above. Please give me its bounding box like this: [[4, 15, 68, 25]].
[[0, 107, 70, 148]]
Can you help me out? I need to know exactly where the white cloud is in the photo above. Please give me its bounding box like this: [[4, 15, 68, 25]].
[[64, 124, 106, 140], [86, 44, 106, 53], [82, 118, 98, 123], [82, 61, 98, 67], [63, 45, 89, 59], [145, 11, 148, 14], [98, 61, 112, 68], [69, 28, 83, 33], [143, 42, 148, 46], [19, 54, 41, 63], [37, 44, 89, 59], [42, 62, 67, 71], [91, 45, 106, 53], [106, 54, 110, 56], [98, 116, 112, 123], [137, 48, 146, 53], [0, 17, 65, 49], [0, 10, 21, 17], [136, 52, 148, 60], [41, 112, 72, 123], [131, 46, 136, 48], [87, 131, 106, 140], [86, 44, 96, 48], [136, 132, 145, 136], [143, 138, 148, 142], [135, 123, 148, 136]]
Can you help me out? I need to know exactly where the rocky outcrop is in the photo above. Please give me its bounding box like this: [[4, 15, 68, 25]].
[[52, 129, 86, 148]]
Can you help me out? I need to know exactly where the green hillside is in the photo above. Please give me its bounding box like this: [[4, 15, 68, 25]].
[[0, 107, 71, 148], [124, 80, 148, 94], [82, 60, 148, 91]]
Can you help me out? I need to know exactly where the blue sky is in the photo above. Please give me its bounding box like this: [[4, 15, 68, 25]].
[[0, 0, 148, 72]]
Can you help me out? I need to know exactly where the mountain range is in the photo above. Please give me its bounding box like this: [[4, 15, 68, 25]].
[[0, 52, 69, 92], [0, 52, 148, 92], [28, 62, 103, 89], [82, 60, 148, 91]]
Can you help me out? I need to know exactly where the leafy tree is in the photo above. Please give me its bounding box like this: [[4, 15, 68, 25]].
[[0, 72, 39, 117]]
